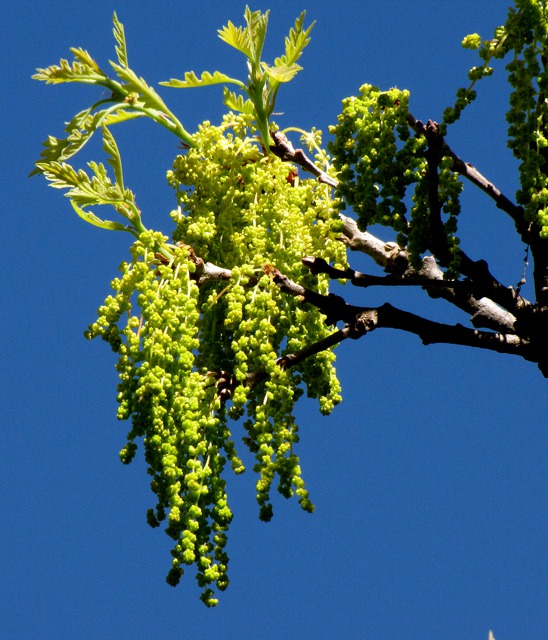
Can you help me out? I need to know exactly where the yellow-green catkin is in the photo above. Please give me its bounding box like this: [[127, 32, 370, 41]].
[[87, 113, 346, 604]]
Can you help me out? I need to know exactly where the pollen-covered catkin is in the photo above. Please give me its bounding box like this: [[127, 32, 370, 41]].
[[87, 114, 346, 604], [329, 85, 464, 273]]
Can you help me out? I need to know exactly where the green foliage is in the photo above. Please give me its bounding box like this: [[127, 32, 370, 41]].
[[161, 6, 314, 150], [163, 70, 245, 90], [33, 9, 341, 606], [33, 0, 548, 607], [35, 125, 142, 236], [31, 12, 194, 167]]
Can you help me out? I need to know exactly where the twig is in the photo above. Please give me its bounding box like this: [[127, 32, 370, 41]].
[[407, 113, 530, 242], [245, 327, 352, 391], [269, 131, 338, 188], [271, 265, 535, 361], [302, 255, 478, 292]]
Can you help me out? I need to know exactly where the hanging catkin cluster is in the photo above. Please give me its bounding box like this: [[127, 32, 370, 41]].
[[442, 0, 548, 237], [86, 113, 346, 605], [329, 85, 464, 274], [501, 0, 548, 236]]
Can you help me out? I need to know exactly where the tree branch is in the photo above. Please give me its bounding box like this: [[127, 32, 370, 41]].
[[407, 113, 531, 242], [303, 255, 479, 293], [245, 327, 352, 391], [269, 131, 338, 188], [160, 248, 233, 285], [408, 117, 531, 317], [270, 266, 536, 362], [338, 215, 521, 333], [269, 119, 531, 325], [372, 302, 534, 359], [402, 114, 546, 373], [166, 245, 542, 377]]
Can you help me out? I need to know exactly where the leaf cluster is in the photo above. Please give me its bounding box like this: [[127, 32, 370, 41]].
[[161, 6, 314, 150], [32, 9, 341, 606], [32, 13, 194, 174]]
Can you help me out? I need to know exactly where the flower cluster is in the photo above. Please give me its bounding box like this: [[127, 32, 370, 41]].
[[503, 1, 548, 236], [328, 85, 417, 243], [86, 114, 346, 604], [446, 0, 548, 237], [328, 85, 463, 272], [86, 233, 237, 606], [168, 114, 346, 514]]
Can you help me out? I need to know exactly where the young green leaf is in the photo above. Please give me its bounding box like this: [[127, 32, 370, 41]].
[[31, 106, 129, 175], [109, 62, 163, 108], [217, 20, 253, 59], [102, 108, 145, 127], [262, 62, 302, 84], [102, 126, 124, 189], [160, 70, 245, 90], [274, 11, 314, 69], [243, 6, 269, 68], [217, 7, 270, 69], [33, 47, 109, 85], [38, 158, 141, 233], [222, 88, 255, 115], [35, 161, 82, 191], [112, 12, 128, 68], [38, 159, 111, 206], [30, 136, 72, 177], [107, 61, 195, 143], [71, 200, 132, 232]]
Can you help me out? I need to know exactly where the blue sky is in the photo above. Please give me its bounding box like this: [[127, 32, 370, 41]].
[[2, 1, 546, 639]]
